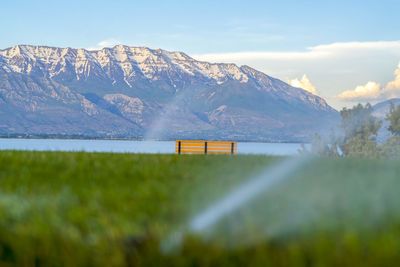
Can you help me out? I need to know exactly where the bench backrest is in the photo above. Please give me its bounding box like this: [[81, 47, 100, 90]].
[[175, 140, 237, 154]]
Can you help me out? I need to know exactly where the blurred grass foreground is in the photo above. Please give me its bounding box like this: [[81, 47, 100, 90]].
[[1, 151, 400, 266]]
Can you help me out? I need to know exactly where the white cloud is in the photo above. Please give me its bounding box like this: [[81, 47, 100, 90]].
[[385, 63, 400, 93], [338, 81, 381, 101], [311, 41, 400, 54], [193, 50, 328, 62], [337, 62, 400, 102], [87, 39, 121, 51], [192, 41, 400, 63], [287, 74, 317, 95]]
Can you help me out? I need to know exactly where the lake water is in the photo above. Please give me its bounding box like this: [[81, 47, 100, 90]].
[[0, 139, 306, 156]]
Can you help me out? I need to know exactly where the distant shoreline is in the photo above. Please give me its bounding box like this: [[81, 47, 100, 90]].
[[0, 135, 306, 144]]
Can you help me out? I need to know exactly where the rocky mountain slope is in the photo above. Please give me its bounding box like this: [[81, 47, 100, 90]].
[[372, 98, 400, 119], [0, 45, 338, 141]]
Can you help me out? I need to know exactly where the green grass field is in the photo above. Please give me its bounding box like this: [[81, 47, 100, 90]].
[[0, 151, 400, 266]]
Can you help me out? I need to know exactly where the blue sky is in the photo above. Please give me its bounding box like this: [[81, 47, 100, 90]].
[[1, 0, 400, 108]]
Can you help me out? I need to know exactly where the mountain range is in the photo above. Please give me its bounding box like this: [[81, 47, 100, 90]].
[[0, 45, 339, 142]]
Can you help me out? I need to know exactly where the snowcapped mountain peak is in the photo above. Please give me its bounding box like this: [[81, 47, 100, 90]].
[[10, 45, 22, 56], [0, 45, 254, 84], [1, 45, 24, 59], [0, 45, 252, 84]]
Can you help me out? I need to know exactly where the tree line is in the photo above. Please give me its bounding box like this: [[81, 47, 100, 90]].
[[300, 102, 400, 158]]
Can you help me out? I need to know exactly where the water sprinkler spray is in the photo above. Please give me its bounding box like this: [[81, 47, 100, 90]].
[[161, 155, 313, 252]]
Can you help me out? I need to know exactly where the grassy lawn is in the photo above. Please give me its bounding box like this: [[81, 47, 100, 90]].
[[0, 151, 400, 266]]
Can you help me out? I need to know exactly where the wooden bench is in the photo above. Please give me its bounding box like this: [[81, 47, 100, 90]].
[[175, 140, 237, 154]]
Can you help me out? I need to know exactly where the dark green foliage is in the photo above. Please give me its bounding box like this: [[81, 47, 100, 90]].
[[377, 102, 400, 158], [339, 103, 381, 157], [340, 103, 380, 139], [386, 102, 400, 136], [305, 103, 384, 157], [380, 136, 400, 158], [1, 151, 400, 266]]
